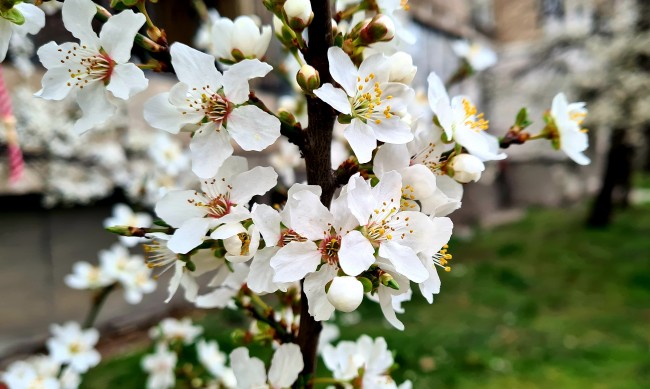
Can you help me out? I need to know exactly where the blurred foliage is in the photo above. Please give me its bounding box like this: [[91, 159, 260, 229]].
[[82, 204, 650, 389]]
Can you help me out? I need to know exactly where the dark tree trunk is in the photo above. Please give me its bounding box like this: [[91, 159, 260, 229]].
[[587, 128, 632, 227]]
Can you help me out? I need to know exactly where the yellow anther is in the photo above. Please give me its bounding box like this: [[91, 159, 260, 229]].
[[386, 234, 392, 240], [445, 266, 451, 272], [375, 119, 382, 124]]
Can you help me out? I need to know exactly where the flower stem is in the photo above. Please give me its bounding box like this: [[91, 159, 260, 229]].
[[82, 283, 116, 329]]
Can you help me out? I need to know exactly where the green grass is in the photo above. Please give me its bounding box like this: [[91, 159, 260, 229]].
[[82, 204, 650, 389]]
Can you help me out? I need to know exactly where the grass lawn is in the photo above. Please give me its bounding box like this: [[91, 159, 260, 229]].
[[82, 203, 650, 389]]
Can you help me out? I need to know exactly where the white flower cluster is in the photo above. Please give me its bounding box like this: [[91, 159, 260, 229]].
[[65, 204, 157, 304], [1, 322, 100, 389]]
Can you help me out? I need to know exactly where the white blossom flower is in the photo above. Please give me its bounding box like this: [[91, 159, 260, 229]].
[[98, 243, 156, 304], [451, 40, 498, 71], [322, 335, 401, 388], [149, 317, 203, 345], [142, 343, 177, 389], [64, 261, 114, 290], [46, 322, 100, 374], [222, 224, 261, 263], [154, 156, 277, 254], [103, 203, 152, 247], [427, 72, 505, 161], [145, 233, 221, 303], [313, 47, 413, 163], [549, 92, 590, 165], [148, 133, 190, 176], [1, 356, 60, 389], [447, 153, 485, 183], [144, 43, 280, 178], [197, 340, 229, 381], [345, 172, 444, 283], [35, 0, 148, 134], [230, 343, 303, 389], [210, 15, 271, 63], [0, 1, 45, 62]]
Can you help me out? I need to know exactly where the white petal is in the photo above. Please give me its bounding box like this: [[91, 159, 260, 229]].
[[304, 265, 337, 321], [371, 117, 413, 144], [230, 348, 267, 389], [144, 89, 198, 134], [313, 83, 352, 114], [379, 241, 427, 282], [345, 119, 377, 163], [227, 105, 280, 151], [435, 99, 454, 140], [270, 241, 321, 283], [99, 9, 146, 63], [190, 123, 233, 178], [35, 66, 75, 100], [155, 190, 207, 227], [107, 63, 148, 100], [251, 203, 282, 246], [229, 166, 278, 204], [254, 25, 272, 58], [248, 247, 288, 294], [231, 16, 262, 56], [196, 287, 238, 308], [427, 72, 450, 111], [223, 59, 272, 104], [374, 144, 410, 177], [209, 222, 245, 240], [268, 344, 303, 388], [346, 174, 373, 225], [167, 218, 211, 254], [0, 21, 12, 62], [73, 82, 115, 134], [378, 286, 404, 330], [401, 164, 437, 199], [170, 42, 222, 88], [418, 256, 440, 304], [339, 231, 375, 276], [165, 261, 185, 303], [288, 190, 333, 241], [13, 3, 45, 36], [327, 46, 357, 96], [62, 0, 100, 48]]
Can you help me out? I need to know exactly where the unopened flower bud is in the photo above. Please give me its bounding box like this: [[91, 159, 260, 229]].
[[448, 154, 485, 183], [388, 52, 417, 84], [326, 276, 364, 312], [296, 64, 320, 93], [283, 0, 313, 30], [359, 14, 395, 45]]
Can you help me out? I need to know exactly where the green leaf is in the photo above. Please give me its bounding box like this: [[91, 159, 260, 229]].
[[515, 107, 532, 128], [1, 7, 24, 25]]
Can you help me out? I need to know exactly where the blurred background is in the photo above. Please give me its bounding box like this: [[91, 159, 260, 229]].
[[1, 0, 649, 388]]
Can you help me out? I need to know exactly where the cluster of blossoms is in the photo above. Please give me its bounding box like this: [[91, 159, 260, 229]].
[[2, 322, 100, 389], [0, 0, 592, 387], [65, 204, 157, 304]]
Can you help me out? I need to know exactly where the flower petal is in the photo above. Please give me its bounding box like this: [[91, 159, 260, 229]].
[[251, 203, 282, 246], [313, 83, 352, 114], [288, 190, 333, 241], [268, 344, 303, 388], [155, 190, 208, 227], [62, 0, 99, 48], [73, 82, 115, 134], [107, 63, 148, 100], [34, 65, 75, 100], [227, 105, 280, 151], [167, 218, 211, 254], [248, 247, 289, 294], [230, 348, 267, 389], [374, 143, 410, 177], [190, 122, 233, 178], [345, 119, 377, 163], [222, 59, 272, 104], [270, 241, 321, 283], [229, 166, 278, 204], [339, 230, 376, 275], [327, 46, 357, 96], [99, 9, 145, 63], [378, 241, 427, 283], [13, 3, 45, 36], [304, 264, 337, 321], [170, 42, 222, 88]]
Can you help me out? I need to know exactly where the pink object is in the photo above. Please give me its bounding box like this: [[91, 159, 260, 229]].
[[0, 65, 23, 183]]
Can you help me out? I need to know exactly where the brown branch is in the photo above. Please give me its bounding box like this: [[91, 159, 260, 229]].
[[294, 1, 337, 388]]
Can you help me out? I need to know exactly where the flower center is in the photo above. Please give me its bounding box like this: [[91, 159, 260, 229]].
[[319, 235, 341, 264], [206, 194, 232, 218], [278, 229, 307, 247], [202, 92, 231, 124], [351, 73, 394, 125], [64, 46, 115, 89], [236, 232, 252, 256], [462, 98, 489, 132]]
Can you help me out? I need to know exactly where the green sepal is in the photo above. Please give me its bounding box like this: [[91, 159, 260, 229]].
[[515, 107, 532, 128], [358, 277, 372, 293], [1, 7, 24, 25]]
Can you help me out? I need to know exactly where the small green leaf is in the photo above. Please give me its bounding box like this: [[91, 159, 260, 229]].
[[1, 7, 24, 25]]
